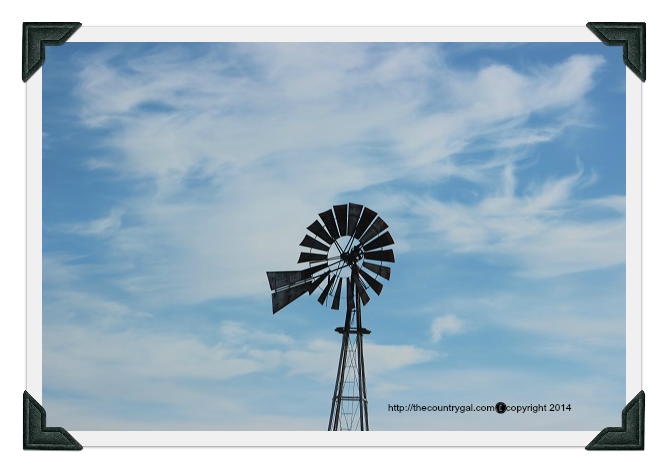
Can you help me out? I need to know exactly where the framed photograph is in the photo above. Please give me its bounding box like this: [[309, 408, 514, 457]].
[[27, 25, 641, 446]]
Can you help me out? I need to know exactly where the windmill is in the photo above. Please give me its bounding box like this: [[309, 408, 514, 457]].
[[266, 203, 395, 431]]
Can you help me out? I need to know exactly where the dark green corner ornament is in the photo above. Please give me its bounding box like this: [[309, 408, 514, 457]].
[[587, 22, 646, 81], [24, 391, 82, 450], [22, 22, 81, 82], [586, 390, 645, 450]]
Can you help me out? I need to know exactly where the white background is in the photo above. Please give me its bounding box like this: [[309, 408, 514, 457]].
[[1, 1, 665, 472]]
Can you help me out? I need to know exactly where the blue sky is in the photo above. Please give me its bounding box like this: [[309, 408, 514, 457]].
[[42, 41, 626, 431]]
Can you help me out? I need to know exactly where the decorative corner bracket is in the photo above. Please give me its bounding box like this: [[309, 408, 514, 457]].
[[22, 22, 81, 82], [23, 391, 82, 450], [586, 22, 646, 82], [586, 390, 644, 450]]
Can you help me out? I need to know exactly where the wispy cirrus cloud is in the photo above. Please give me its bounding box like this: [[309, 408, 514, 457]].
[[55, 207, 124, 236], [407, 164, 624, 278]]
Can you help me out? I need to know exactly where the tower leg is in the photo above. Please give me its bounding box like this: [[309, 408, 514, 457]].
[[356, 294, 369, 431], [328, 304, 352, 431], [328, 273, 370, 431]]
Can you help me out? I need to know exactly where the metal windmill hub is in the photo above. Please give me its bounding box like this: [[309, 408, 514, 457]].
[[340, 245, 364, 266]]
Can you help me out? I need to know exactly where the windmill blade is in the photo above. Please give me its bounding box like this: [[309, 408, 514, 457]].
[[319, 209, 340, 241], [346, 277, 354, 312], [353, 273, 371, 305], [331, 277, 343, 310], [271, 283, 310, 314], [364, 249, 395, 263], [347, 203, 363, 237], [305, 262, 329, 278], [307, 220, 334, 245], [334, 204, 348, 236], [362, 231, 394, 252], [300, 234, 330, 252], [353, 207, 378, 239], [317, 274, 337, 305], [267, 270, 314, 291], [309, 270, 330, 295], [298, 252, 328, 263], [359, 217, 389, 245], [362, 261, 391, 280], [359, 268, 383, 296]]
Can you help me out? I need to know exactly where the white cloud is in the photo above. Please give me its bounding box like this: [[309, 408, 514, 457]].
[[399, 163, 625, 277], [366, 342, 439, 372], [56, 207, 124, 236], [431, 314, 465, 342], [283, 338, 437, 380], [442, 286, 626, 374], [220, 320, 292, 347]]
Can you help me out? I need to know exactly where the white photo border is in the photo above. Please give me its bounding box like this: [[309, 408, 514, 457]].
[[27, 25, 642, 446]]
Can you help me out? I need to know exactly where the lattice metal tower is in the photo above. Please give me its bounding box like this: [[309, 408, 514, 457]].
[[266, 203, 395, 431]]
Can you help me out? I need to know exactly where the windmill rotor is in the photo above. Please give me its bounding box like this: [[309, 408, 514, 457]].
[[267, 203, 395, 314]]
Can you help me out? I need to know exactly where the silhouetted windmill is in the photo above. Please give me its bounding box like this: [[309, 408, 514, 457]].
[[267, 203, 395, 431]]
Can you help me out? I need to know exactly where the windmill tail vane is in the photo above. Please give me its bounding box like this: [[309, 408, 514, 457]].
[[266, 203, 395, 431]]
